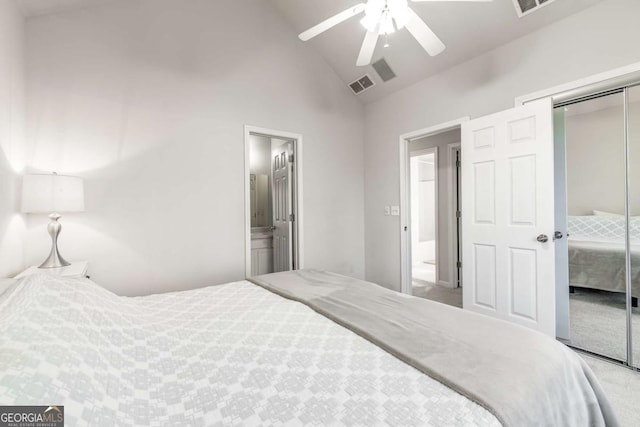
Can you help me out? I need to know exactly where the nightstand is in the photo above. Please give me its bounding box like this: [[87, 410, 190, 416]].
[[15, 261, 89, 280]]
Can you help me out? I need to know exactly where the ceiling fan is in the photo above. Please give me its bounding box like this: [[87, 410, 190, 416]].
[[298, 0, 492, 66]]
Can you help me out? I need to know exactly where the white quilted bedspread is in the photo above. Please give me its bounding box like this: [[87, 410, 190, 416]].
[[568, 215, 640, 243], [0, 275, 499, 426]]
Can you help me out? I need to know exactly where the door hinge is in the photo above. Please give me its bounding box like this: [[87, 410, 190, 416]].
[[456, 210, 461, 218], [457, 261, 462, 268], [289, 213, 295, 221], [288, 154, 294, 163], [456, 160, 461, 168]]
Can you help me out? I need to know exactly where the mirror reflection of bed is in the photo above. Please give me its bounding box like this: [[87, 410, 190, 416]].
[[561, 87, 640, 364]]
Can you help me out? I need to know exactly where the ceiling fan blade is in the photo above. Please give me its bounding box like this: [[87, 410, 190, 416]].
[[405, 8, 445, 56], [411, 0, 491, 2], [298, 3, 366, 41], [356, 30, 378, 67]]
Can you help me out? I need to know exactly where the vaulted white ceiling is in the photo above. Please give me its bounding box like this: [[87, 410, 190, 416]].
[[18, 0, 118, 17], [18, 0, 602, 103], [272, 0, 602, 103]]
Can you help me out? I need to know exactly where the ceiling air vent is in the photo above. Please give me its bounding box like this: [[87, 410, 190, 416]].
[[512, 0, 557, 17], [371, 58, 396, 83], [349, 74, 375, 95]]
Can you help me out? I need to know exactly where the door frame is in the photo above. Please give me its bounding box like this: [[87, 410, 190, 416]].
[[399, 117, 469, 295], [244, 125, 304, 278], [515, 61, 640, 106], [409, 147, 439, 288], [447, 142, 462, 289]]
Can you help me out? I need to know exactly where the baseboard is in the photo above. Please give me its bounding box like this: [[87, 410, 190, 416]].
[[412, 279, 454, 289], [412, 278, 431, 286]]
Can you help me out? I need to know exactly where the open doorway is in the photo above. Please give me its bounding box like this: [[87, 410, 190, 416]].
[[400, 119, 466, 307], [244, 126, 303, 278]]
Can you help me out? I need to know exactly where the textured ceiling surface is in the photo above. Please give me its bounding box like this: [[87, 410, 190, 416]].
[[18, 0, 119, 17]]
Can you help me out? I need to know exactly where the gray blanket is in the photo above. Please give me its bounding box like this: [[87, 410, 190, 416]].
[[248, 270, 619, 427], [569, 240, 640, 297]]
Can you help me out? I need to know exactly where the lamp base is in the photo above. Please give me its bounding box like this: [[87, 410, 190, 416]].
[[38, 213, 71, 269]]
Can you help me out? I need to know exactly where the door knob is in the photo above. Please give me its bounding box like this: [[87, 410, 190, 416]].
[[553, 231, 564, 241], [536, 234, 549, 243]]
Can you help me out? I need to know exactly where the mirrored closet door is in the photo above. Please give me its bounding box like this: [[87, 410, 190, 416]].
[[560, 91, 628, 361], [558, 84, 639, 368], [629, 84, 640, 368]]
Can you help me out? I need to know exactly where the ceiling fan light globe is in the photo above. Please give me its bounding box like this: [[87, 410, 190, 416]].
[[360, 14, 379, 32], [361, 0, 410, 35], [361, 0, 384, 31], [380, 15, 396, 34], [364, 0, 385, 15]]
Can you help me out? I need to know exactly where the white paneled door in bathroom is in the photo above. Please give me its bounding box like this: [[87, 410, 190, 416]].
[[461, 98, 556, 337], [272, 140, 293, 272]]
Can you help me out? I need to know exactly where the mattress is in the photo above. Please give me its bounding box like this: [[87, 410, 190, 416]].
[[568, 216, 640, 297], [0, 274, 500, 426]]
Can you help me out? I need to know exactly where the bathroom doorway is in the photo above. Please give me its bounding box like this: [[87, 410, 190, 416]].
[[244, 126, 303, 277]]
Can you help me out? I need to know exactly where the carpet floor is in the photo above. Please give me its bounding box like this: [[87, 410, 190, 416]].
[[412, 283, 640, 426], [412, 282, 462, 308], [579, 354, 640, 427], [569, 287, 640, 364]]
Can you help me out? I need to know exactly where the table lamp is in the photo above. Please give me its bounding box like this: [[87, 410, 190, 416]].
[[21, 173, 85, 268]]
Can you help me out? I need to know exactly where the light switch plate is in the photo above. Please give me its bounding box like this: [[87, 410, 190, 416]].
[[391, 206, 400, 216], [384, 206, 390, 216]]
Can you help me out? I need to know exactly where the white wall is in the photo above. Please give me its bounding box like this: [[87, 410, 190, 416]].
[[24, 0, 365, 295], [364, 0, 640, 291], [565, 101, 640, 216], [0, 0, 26, 277]]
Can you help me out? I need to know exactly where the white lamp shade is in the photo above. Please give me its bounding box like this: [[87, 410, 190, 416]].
[[21, 174, 85, 214]]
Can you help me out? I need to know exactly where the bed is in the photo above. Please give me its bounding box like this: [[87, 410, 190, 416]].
[[568, 215, 640, 299], [0, 270, 617, 426]]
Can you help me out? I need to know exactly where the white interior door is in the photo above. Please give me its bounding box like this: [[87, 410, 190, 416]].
[[272, 140, 293, 272], [461, 98, 556, 337]]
